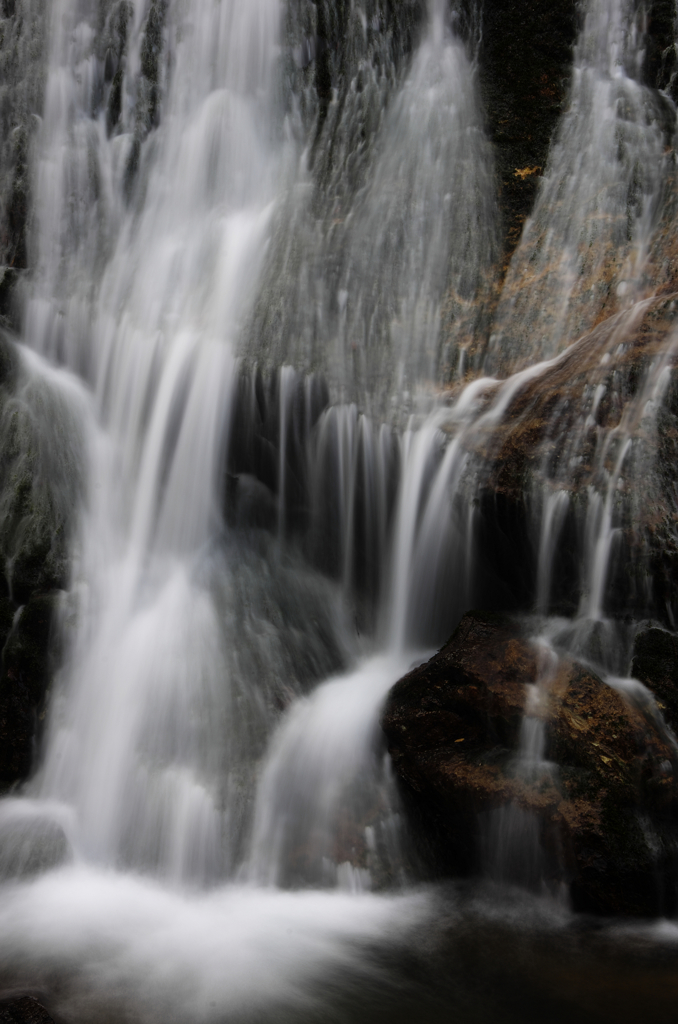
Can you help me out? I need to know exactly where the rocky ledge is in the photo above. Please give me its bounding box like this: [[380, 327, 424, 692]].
[[455, 294, 678, 625], [382, 610, 678, 916]]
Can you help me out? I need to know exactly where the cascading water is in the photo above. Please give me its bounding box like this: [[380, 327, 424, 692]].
[[248, 0, 498, 412], [0, 0, 488, 1016], [22, 0, 310, 884], [480, 640, 562, 894], [1, 0, 678, 1020], [485, 0, 670, 376]]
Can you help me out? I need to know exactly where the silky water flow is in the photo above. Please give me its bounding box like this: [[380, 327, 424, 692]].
[[0, 1, 479, 1019], [1, 1, 678, 1022]]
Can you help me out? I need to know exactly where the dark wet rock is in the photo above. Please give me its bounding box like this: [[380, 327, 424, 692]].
[[302, 0, 426, 141], [0, 591, 61, 787], [645, 0, 678, 97], [0, 812, 70, 880], [0, 341, 83, 607], [98, 1, 133, 136], [456, 2, 677, 374], [545, 661, 678, 915], [0, 336, 85, 789], [449, 295, 678, 626], [476, 0, 579, 264], [0, 268, 20, 329], [0, 997, 55, 1024], [470, 489, 540, 616], [0, 0, 47, 290], [474, 298, 678, 499], [631, 625, 678, 732], [0, 330, 19, 389], [225, 472, 278, 533], [382, 610, 539, 875], [122, 0, 167, 192], [3, 593, 60, 703], [383, 610, 678, 916], [225, 367, 330, 539], [0, 347, 76, 797], [138, 0, 167, 128], [0, 358, 73, 788]]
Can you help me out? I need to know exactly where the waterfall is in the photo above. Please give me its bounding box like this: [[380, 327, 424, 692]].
[[1, 0, 678, 1019], [0, 0, 501, 893], [17, 0, 300, 883], [486, 0, 669, 376]]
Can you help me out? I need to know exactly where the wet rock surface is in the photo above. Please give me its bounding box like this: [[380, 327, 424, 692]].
[[0, 0, 47, 327], [0, 591, 61, 787], [645, 0, 678, 98], [475, 0, 578, 264], [382, 610, 678, 915], [0, 812, 70, 881], [0, 998, 55, 1024], [631, 625, 678, 732], [0, 333, 81, 789], [455, 295, 678, 625]]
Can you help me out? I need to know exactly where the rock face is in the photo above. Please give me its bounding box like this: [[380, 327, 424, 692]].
[[0, 333, 81, 790], [632, 625, 678, 733], [383, 611, 678, 915], [0, 810, 70, 881], [0, 997, 55, 1024], [0, 591, 61, 786], [453, 294, 678, 627], [475, 0, 578, 263], [0, 0, 48, 330]]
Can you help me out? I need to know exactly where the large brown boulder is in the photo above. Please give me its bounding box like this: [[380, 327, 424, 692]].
[[382, 610, 678, 915]]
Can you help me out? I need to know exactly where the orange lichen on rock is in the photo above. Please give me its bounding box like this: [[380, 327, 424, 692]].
[[514, 165, 542, 179]]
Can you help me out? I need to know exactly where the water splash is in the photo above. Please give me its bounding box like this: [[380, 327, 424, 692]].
[[248, 653, 412, 890]]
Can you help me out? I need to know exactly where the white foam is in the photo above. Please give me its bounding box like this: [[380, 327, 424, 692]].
[[0, 868, 430, 1022]]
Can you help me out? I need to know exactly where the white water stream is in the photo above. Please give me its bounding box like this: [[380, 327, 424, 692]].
[[24, 0, 292, 883], [0, 0, 483, 1017]]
